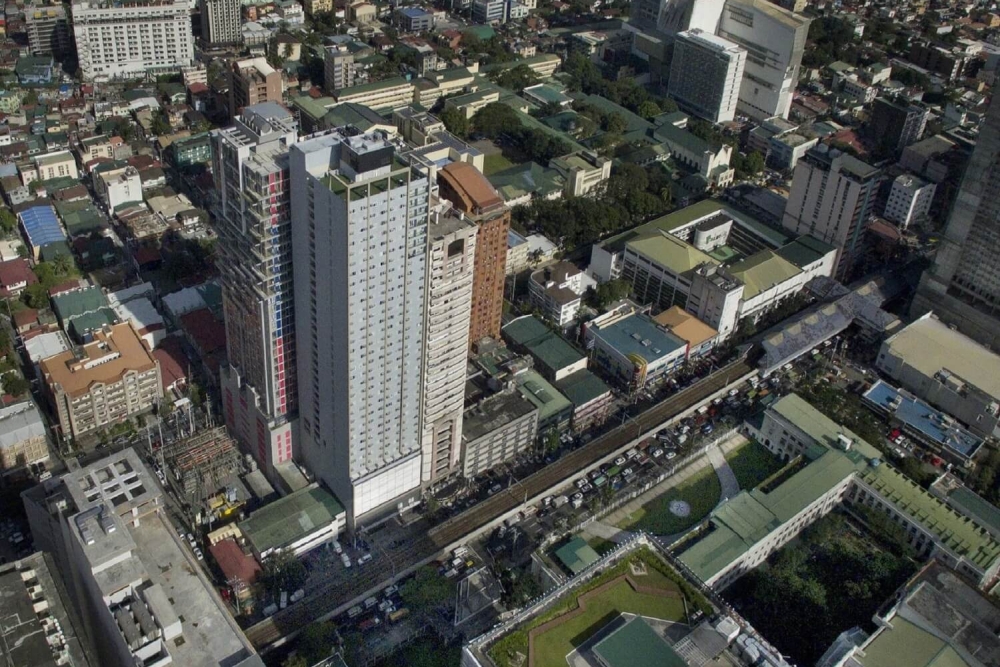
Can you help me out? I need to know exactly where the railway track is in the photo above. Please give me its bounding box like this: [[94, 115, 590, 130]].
[[246, 359, 753, 650]]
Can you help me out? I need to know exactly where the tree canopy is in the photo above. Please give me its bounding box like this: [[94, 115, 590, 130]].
[[400, 566, 453, 609]]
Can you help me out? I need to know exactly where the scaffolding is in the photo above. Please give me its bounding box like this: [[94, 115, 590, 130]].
[[162, 426, 244, 500]]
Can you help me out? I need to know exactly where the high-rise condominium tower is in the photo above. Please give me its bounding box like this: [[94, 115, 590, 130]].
[[290, 130, 431, 525], [913, 93, 1000, 347], [213, 103, 299, 477]]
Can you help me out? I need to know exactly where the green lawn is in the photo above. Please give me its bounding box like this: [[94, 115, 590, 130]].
[[483, 152, 516, 175], [617, 466, 721, 535], [726, 441, 786, 491], [532, 576, 685, 667]]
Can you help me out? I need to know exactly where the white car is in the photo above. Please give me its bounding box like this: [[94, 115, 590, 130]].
[[193, 548, 203, 561], [341, 553, 352, 568], [572, 492, 584, 502], [652, 448, 663, 458], [666, 452, 677, 460], [614, 456, 626, 466], [576, 478, 588, 489], [358, 553, 373, 565], [580, 482, 593, 494]]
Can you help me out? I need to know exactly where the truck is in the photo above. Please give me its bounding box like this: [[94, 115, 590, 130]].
[[347, 605, 363, 619], [452, 546, 469, 559], [388, 608, 410, 623], [571, 496, 583, 509], [364, 596, 378, 610], [552, 495, 569, 508]]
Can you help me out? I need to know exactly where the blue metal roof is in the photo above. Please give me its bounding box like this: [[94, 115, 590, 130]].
[[400, 6, 431, 17], [18, 205, 65, 249], [863, 380, 983, 459], [593, 313, 685, 363]]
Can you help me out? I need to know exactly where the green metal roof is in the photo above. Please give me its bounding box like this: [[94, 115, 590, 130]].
[[626, 230, 716, 276], [727, 250, 802, 300], [515, 369, 571, 424], [554, 536, 600, 575], [240, 484, 345, 556], [292, 95, 336, 121], [860, 465, 1000, 569], [654, 121, 718, 154], [601, 199, 731, 254], [594, 617, 685, 667], [68, 309, 116, 342], [488, 162, 565, 201], [556, 370, 611, 408], [52, 286, 108, 323], [502, 316, 584, 375], [775, 235, 836, 269], [859, 617, 971, 667]]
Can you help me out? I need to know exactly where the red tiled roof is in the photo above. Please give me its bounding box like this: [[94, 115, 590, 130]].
[[180, 307, 226, 355], [0, 258, 36, 295], [188, 82, 209, 94], [152, 336, 188, 392], [12, 308, 37, 329], [209, 538, 261, 584]]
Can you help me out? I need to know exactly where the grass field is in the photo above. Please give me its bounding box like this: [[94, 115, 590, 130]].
[[617, 465, 721, 535], [483, 152, 516, 175], [531, 571, 685, 667], [726, 441, 785, 491]]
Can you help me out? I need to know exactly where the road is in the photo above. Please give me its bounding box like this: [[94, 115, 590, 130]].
[[246, 359, 754, 651]]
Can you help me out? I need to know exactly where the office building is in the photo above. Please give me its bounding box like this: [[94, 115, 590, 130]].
[[22, 449, 265, 667], [71, 0, 194, 81], [290, 130, 431, 526], [213, 103, 299, 478], [883, 173, 935, 229], [717, 0, 809, 120], [462, 392, 538, 477], [781, 144, 879, 280], [25, 2, 71, 56], [630, 0, 727, 35], [913, 94, 1000, 346], [40, 323, 162, 440], [323, 45, 356, 93], [437, 162, 509, 347], [668, 29, 746, 124], [422, 207, 477, 484], [0, 401, 49, 481], [199, 0, 241, 47], [868, 97, 928, 157], [397, 6, 435, 31], [229, 58, 284, 116]]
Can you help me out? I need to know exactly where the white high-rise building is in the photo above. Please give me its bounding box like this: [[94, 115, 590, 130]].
[[884, 174, 935, 229], [290, 130, 431, 525], [782, 144, 880, 280], [716, 0, 809, 120], [631, 0, 726, 35], [199, 0, 241, 46], [421, 205, 477, 485], [668, 29, 746, 124], [213, 103, 299, 479], [72, 0, 194, 81]]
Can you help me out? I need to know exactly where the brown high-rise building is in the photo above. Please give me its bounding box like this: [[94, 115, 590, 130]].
[[437, 162, 509, 348]]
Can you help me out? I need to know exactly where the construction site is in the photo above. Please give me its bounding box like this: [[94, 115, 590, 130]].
[[161, 426, 250, 521]]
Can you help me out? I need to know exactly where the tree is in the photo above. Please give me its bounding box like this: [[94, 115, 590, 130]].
[[188, 381, 205, 407], [21, 283, 49, 309], [400, 566, 452, 609], [282, 655, 308, 667], [0, 208, 15, 233], [259, 549, 307, 598], [297, 622, 337, 663], [604, 112, 627, 135], [489, 63, 540, 93], [3, 374, 29, 397], [638, 100, 661, 119], [53, 253, 75, 276], [591, 278, 631, 309], [543, 429, 560, 454], [151, 110, 172, 136], [439, 107, 470, 139], [472, 102, 522, 139]]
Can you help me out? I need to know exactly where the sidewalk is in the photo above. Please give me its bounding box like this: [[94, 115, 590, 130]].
[[582, 433, 748, 545]]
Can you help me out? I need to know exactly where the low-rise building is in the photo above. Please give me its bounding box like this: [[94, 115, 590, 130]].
[[555, 369, 614, 431], [528, 261, 585, 327], [583, 307, 687, 390], [39, 323, 163, 439], [31, 150, 78, 183], [0, 258, 38, 297], [0, 401, 49, 480], [461, 391, 538, 477], [397, 6, 435, 31], [239, 483, 346, 560], [550, 150, 611, 197], [94, 166, 142, 211], [333, 77, 414, 111], [653, 116, 734, 187], [877, 313, 1000, 439], [501, 315, 588, 381], [652, 306, 718, 359]]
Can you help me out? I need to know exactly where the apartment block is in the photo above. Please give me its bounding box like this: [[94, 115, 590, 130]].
[[462, 392, 538, 477], [422, 208, 477, 484], [781, 144, 879, 280], [290, 130, 431, 525], [71, 0, 195, 81], [0, 401, 49, 480], [883, 173, 935, 228], [199, 0, 241, 46], [229, 58, 284, 116], [438, 162, 510, 347], [25, 2, 71, 56], [39, 323, 162, 440], [323, 45, 356, 93]]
